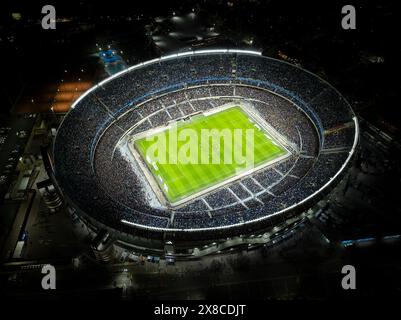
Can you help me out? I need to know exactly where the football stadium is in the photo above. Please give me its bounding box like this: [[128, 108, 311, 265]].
[[53, 49, 359, 256]]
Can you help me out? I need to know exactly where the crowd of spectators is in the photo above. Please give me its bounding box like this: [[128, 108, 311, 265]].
[[54, 51, 356, 237]]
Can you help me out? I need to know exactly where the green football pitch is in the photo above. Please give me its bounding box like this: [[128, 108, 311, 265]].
[[133, 106, 287, 204]]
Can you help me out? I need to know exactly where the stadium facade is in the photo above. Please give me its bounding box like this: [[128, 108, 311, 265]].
[[52, 49, 358, 258]]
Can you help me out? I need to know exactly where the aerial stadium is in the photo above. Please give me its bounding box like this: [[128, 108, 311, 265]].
[[52, 49, 358, 257]]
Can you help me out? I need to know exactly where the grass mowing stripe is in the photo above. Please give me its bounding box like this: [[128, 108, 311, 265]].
[[132, 105, 288, 204]]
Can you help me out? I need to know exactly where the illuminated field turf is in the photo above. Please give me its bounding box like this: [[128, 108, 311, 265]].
[[132, 106, 288, 205]]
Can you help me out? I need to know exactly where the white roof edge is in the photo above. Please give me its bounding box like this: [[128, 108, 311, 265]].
[[228, 49, 262, 55]]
